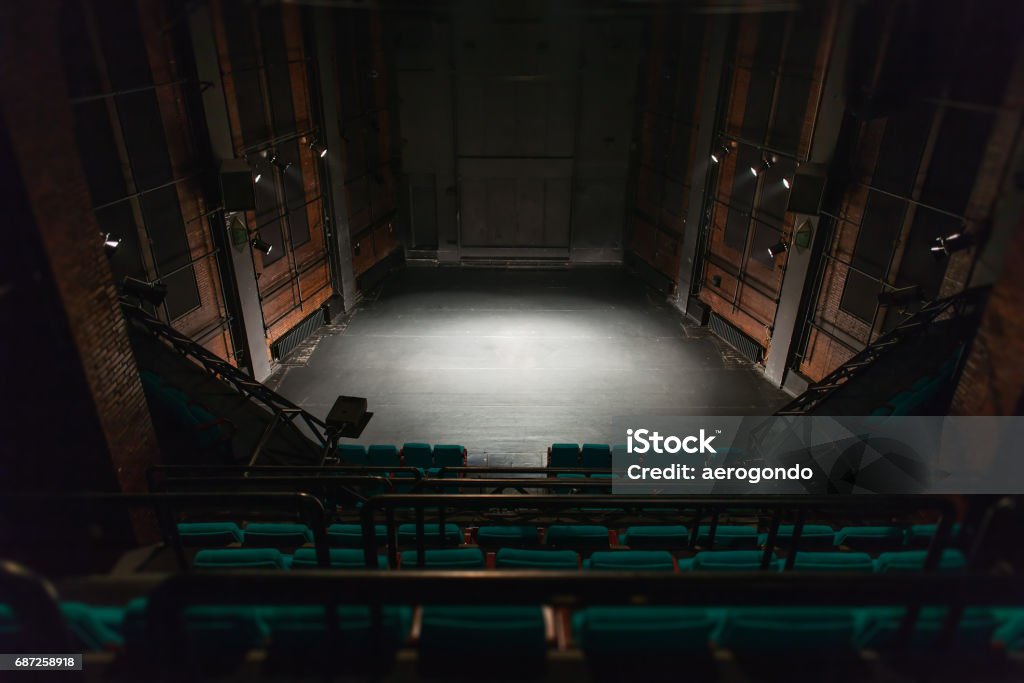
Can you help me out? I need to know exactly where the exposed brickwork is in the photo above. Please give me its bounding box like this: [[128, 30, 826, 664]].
[[951, 214, 1024, 415], [138, 0, 235, 364], [211, 0, 335, 357], [700, 5, 839, 359], [799, 5, 1024, 382], [0, 2, 161, 496]]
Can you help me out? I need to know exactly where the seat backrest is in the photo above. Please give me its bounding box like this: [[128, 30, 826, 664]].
[[242, 523, 312, 549], [432, 444, 465, 467], [549, 443, 580, 467], [495, 548, 579, 570], [193, 548, 287, 570], [689, 550, 774, 571], [718, 608, 855, 652], [338, 444, 369, 465], [399, 548, 485, 569], [402, 442, 433, 468], [177, 522, 243, 548], [788, 552, 874, 573], [291, 548, 384, 569], [588, 551, 675, 571], [367, 444, 401, 466], [580, 443, 612, 468], [874, 549, 966, 573]]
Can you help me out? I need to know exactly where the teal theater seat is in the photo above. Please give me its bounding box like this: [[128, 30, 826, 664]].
[[397, 523, 463, 546], [586, 551, 675, 571], [368, 444, 401, 466], [683, 550, 777, 572], [496, 548, 579, 570], [696, 525, 759, 549], [402, 442, 433, 468], [399, 548, 485, 569], [759, 524, 835, 548], [177, 522, 243, 547], [419, 606, 547, 678], [261, 605, 411, 676], [338, 444, 369, 465], [123, 598, 268, 676], [905, 523, 962, 547], [717, 608, 855, 653], [834, 525, 906, 550], [855, 607, 997, 653], [193, 548, 287, 570], [476, 525, 540, 548], [549, 443, 580, 467], [328, 523, 387, 548], [787, 552, 874, 573], [290, 548, 388, 569], [432, 444, 465, 468], [874, 549, 967, 573], [580, 443, 612, 468], [242, 523, 312, 548]]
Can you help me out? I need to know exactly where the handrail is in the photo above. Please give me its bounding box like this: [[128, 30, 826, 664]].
[[122, 303, 330, 458], [154, 475, 396, 506], [0, 492, 330, 570], [143, 570, 1024, 679], [778, 289, 986, 415], [0, 560, 74, 652], [359, 494, 957, 572]]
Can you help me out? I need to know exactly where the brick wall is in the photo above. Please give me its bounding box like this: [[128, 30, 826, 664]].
[[0, 2, 161, 495], [798, 0, 1024, 382]]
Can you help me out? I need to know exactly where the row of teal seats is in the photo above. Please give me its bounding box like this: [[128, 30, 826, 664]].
[[623, 523, 961, 550], [192, 547, 967, 573], [337, 443, 466, 471], [548, 443, 619, 468], [5, 600, 1022, 678], [179, 522, 961, 554], [178, 522, 465, 549], [139, 370, 232, 457]]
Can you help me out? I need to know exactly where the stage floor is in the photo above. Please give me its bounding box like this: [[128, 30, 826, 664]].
[[270, 266, 788, 465]]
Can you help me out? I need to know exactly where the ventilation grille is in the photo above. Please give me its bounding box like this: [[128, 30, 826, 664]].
[[271, 308, 325, 361], [708, 312, 765, 364]]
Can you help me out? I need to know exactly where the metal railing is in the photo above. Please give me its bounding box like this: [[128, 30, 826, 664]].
[[123, 303, 331, 463]]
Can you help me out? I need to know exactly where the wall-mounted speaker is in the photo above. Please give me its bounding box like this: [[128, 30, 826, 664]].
[[219, 159, 256, 212], [786, 172, 827, 216]]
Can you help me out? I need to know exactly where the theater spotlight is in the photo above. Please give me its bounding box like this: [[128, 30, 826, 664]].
[[710, 145, 731, 164], [930, 232, 975, 258], [767, 241, 788, 259], [102, 232, 121, 255], [122, 276, 167, 306], [251, 237, 273, 255], [750, 155, 777, 178], [877, 285, 924, 307], [309, 138, 328, 158], [267, 151, 292, 171]]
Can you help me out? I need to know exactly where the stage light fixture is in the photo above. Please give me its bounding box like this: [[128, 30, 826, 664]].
[[103, 232, 121, 255], [782, 177, 792, 189], [767, 241, 788, 259], [254, 170, 262, 184], [309, 138, 328, 158], [751, 154, 777, 178], [930, 232, 975, 258], [122, 276, 167, 306], [710, 145, 731, 164], [251, 237, 273, 255], [267, 151, 292, 171]]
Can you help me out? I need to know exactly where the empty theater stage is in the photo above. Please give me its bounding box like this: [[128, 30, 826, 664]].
[[272, 268, 787, 462]]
